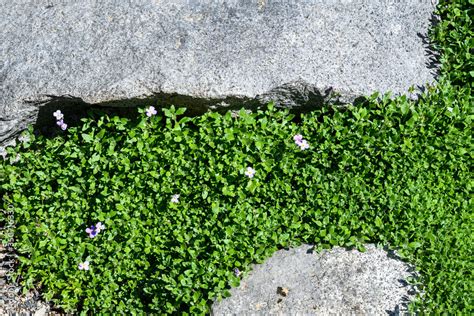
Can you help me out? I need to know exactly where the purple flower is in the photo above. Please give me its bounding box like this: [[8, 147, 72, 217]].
[[78, 261, 90, 270], [54, 112, 68, 130], [53, 110, 64, 121], [55, 119, 68, 130], [234, 268, 241, 277], [171, 194, 180, 203], [293, 134, 303, 144], [244, 166, 255, 178], [85, 225, 98, 238], [85, 222, 105, 238], [146, 106, 157, 117]]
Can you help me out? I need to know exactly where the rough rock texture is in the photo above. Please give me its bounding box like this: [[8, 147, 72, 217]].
[[211, 244, 419, 315], [1, 0, 438, 145], [0, 245, 50, 315]]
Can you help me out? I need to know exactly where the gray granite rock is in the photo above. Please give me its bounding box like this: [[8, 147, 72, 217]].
[[211, 244, 419, 315], [1, 0, 438, 145]]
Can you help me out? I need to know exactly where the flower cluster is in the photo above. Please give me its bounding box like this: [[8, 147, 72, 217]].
[[146, 106, 157, 117], [293, 134, 310, 150], [85, 222, 105, 238], [79, 222, 105, 270], [53, 110, 67, 131]]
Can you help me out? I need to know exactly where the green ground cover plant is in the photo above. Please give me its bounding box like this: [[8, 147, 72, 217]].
[[1, 0, 472, 314]]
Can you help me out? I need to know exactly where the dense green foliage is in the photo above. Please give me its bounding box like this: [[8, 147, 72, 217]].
[[1, 0, 472, 314], [430, 0, 473, 87]]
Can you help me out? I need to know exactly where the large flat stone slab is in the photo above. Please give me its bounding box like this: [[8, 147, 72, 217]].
[[1, 0, 437, 144], [211, 244, 419, 315]]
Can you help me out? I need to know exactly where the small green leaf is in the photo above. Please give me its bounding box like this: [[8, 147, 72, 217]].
[[82, 133, 93, 143]]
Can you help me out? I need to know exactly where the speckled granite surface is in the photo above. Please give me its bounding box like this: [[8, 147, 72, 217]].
[[211, 244, 419, 315]]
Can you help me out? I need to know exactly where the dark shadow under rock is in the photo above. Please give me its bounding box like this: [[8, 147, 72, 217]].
[[0, 0, 439, 146]]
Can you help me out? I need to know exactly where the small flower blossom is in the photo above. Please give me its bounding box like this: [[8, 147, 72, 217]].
[[55, 117, 67, 130], [85, 225, 98, 238], [447, 107, 453, 112], [95, 222, 105, 232], [53, 110, 64, 120], [146, 106, 157, 117], [298, 139, 310, 150], [78, 261, 90, 270], [234, 268, 241, 277], [294, 134, 310, 150], [171, 194, 180, 203], [18, 134, 30, 143], [293, 134, 303, 144], [245, 166, 256, 178]]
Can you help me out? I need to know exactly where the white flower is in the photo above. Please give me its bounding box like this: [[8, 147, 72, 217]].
[[298, 139, 310, 150], [146, 106, 158, 117], [96, 222, 105, 232], [245, 167, 256, 178], [18, 134, 30, 143], [53, 110, 64, 120], [171, 194, 180, 203], [78, 261, 90, 270], [447, 107, 453, 112]]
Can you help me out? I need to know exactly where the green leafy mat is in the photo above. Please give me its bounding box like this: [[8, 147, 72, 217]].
[[1, 0, 472, 313]]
